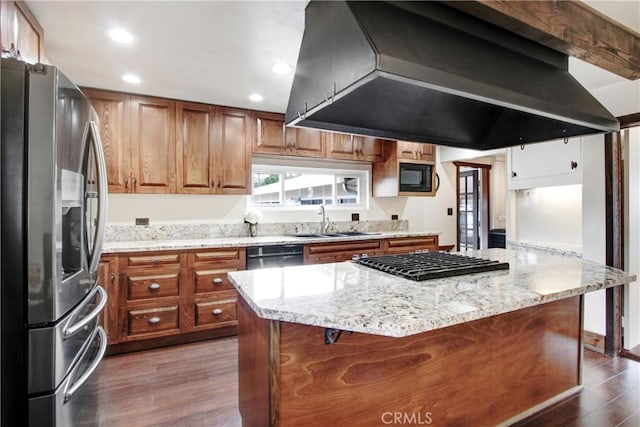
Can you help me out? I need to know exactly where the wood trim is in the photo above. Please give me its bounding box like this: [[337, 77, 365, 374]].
[[583, 330, 605, 353], [619, 113, 640, 129], [14, 1, 44, 62], [453, 161, 492, 169], [439, 244, 455, 252], [269, 321, 281, 427], [604, 132, 624, 356], [445, 0, 640, 80], [106, 326, 236, 355]]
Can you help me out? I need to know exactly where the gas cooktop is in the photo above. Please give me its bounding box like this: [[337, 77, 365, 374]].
[[355, 252, 510, 281]]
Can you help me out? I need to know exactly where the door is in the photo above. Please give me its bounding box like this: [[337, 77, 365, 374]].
[[253, 111, 286, 154], [290, 127, 325, 157], [176, 102, 215, 194], [327, 133, 357, 160], [356, 136, 384, 162], [458, 170, 479, 250], [130, 96, 176, 193], [216, 107, 251, 194]]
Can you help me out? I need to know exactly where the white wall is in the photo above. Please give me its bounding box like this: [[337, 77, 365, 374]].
[[106, 156, 459, 246], [592, 80, 640, 117]]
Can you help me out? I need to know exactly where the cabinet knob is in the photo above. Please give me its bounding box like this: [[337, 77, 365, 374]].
[[148, 316, 161, 324], [110, 273, 116, 284], [152, 259, 161, 264], [511, 171, 517, 178], [211, 180, 215, 188], [570, 161, 578, 170], [148, 283, 161, 290], [212, 308, 223, 315], [124, 178, 129, 189], [133, 177, 137, 187], [212, 278, 223, 285]]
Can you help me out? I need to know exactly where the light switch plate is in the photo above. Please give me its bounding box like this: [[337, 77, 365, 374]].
[[135, 218, 149, 226]]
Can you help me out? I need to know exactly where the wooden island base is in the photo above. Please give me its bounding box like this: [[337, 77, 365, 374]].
[[238, 296, 582, 426]]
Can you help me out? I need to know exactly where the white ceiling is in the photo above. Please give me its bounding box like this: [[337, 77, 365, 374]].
[[27, 0, 639, 114]]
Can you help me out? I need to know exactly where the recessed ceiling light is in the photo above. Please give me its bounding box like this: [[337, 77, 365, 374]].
[[122, 74, 141, 84], [271, 63, 293, 74], [249, 93, 263, 102], [107, 28, 133, 44]]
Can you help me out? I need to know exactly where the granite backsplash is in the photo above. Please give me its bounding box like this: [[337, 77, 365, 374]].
[[105, 220, 409, 242]]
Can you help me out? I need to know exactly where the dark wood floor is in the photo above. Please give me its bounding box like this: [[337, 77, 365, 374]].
[[87, 338, 639, 426]]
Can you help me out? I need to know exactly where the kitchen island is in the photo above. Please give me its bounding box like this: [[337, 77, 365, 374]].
[[228, 249, 635, 426]]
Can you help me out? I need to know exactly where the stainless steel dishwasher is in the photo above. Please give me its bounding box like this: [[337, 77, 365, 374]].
[[246, 244, 304, 269]]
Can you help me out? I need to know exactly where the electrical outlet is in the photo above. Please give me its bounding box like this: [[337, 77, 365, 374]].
[[391, 214, 399, 220], [447, 208, 453, 216], [351, 213, 360, 221], [135, 218, 149, 226]]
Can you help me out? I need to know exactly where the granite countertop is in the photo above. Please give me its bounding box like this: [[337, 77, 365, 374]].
[[228, 248, 636, 338], [102, 231, 441, 253]]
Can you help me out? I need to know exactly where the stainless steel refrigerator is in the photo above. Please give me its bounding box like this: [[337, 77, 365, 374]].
[[1, 58, 108, 426]]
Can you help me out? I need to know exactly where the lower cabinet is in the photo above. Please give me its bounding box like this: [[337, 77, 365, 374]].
[[105, 247, 245, 352]]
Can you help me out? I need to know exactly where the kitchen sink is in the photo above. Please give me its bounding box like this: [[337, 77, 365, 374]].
[[292, 232, 381, 238]]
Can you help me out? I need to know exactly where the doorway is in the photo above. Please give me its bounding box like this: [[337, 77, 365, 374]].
[[455, 162, 491, 251]]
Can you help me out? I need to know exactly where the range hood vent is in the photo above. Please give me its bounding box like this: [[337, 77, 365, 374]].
[[285, 1, 619, 150]]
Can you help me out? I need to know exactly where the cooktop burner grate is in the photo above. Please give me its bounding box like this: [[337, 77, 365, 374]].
[[355, 252, 509, 281]]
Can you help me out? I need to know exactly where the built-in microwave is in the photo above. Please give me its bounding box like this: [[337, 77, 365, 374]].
[[399, 162, 435, 194]]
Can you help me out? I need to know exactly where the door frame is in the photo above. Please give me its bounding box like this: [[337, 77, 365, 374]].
[[454, 161, 491, 251]]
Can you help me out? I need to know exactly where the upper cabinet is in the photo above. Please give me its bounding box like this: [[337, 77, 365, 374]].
[[86, 89, 177, 194], [130, 96, 177, 193], [0, 1, 44, 64], [253, 112, 326, 158], [507, 137, 582, 190], [83, 89, 131, 193], [326, 134, 385, 162], [397, 141, 435, 162], [215, 107, 251, 194]]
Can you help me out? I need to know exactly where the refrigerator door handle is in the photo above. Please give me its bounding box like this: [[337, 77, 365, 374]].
[[86, 120, 108, 274], [63, 285, 107, 339], [64, 326, 107, 403]]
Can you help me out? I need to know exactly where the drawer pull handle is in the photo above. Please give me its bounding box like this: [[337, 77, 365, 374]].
[[212, 308, 223, 315], [152, 259, 161, 264], [148, 283, 161, 290], [212, 278, 223, 285], [148, 316, 161, 324]]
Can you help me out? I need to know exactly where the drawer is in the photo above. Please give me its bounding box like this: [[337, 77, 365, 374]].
[[386, 236, 439, 254], [194, 296, 237, 327], [125, 253, 180, 268], [189, 248, 245, 267], [126, 305, 180, 338], [305, 240, 382, 256], [126, 273, 180, 301], [193, 268, 238, 294]]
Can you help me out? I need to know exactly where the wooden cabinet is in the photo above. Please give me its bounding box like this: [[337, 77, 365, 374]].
[[397, 141, 435, 162], [83, 89, 131, 193], [373, 140, 438, 197], [508, 137, 582, 190], [385, 236, 439, 254], [304, 240, 385, 264], [326, 134, 385, 162], [176, 103, 251, 194], [1, 1, 44, 64], [85, 90, 177, 194], [253, 112, 330, 158], [304, 235, 440, 264], [104, 246, 245, 351], [130, 96, 176, 193]]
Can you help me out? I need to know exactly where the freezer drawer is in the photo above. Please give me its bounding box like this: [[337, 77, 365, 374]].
[[29, 326, 107, 427], [28, 286, 106, 394]]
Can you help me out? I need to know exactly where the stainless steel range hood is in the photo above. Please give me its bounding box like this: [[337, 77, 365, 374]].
[[285, 1, 619, 150]]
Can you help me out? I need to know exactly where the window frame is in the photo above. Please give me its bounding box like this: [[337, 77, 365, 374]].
[[250, 158, 371, 211]]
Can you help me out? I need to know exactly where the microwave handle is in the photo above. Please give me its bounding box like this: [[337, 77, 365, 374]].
[[435, 172, 440, 192]]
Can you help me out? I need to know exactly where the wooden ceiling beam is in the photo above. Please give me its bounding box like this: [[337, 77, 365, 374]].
[[444, 0, 640, 80]]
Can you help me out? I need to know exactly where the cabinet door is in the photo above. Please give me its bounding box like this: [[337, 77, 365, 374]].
[[509, 137, 581, 189], [1, 1, 43, 64], [176, 102, 215, 194], [356, 136, 384, 162], [84, 89, 132, 193], [253, 112, 286, 154], [397, 141, 435, 162], [99, 258, 119, 345], [291, 127, 326, 157], [130, 96, 176, 193], [327, 133, 358, 160], [215, 107, 251, 194]]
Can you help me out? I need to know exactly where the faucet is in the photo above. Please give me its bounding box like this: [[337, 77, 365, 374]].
[[318, 205, 329, 233]]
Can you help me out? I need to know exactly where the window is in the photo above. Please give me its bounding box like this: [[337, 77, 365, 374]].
[[251, 163, 369, 209]]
